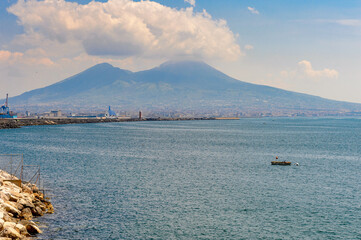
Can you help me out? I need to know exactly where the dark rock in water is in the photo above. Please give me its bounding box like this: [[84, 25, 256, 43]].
[[25, 223, 43, 234]]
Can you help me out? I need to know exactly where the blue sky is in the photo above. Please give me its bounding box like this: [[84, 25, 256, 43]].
[[1, 0, 361, 103]]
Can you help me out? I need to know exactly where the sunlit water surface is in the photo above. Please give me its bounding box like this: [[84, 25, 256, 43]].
[[1, 118, 361, 239]]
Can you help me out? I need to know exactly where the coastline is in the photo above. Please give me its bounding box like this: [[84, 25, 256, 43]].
[[0, 117, 218, 130], [0, 169, 53, 239]]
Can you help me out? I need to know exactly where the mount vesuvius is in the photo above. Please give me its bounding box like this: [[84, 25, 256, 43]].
[[8, 61, 361, 114]]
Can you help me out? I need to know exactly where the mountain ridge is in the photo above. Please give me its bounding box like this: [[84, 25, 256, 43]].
[[7, 60, 361, 114]]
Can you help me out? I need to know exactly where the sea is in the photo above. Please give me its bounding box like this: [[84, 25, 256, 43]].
[[1, 118, 361, 239]]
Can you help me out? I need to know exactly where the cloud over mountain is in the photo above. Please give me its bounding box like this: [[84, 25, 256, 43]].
[[298, 60, 338, 79], [8, 0, 241, 61]]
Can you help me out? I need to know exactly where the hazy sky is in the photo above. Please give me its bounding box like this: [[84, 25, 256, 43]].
[[1, 0, 361, 103]]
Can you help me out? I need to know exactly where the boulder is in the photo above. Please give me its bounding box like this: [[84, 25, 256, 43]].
[[3, 222, 16, 229], [17, 199, 35, 209], [15, 223, 29, 236], [32, 187, 39, 194], [34, 201, 46, 212], [0, 193, 10, 202], [3, 183, 21, 193], [15, 223, 26, 232], [3, 213, 17, 223], [44, 201, 54, 214], [2, 202, 21, 216], [26, 223, 42, 234], [18, 220, 31, 227], [6, 201, 23, 212], [3, 226, 22, 239], [20, 208, 32, 220], [31, 206, 43, 216], [7, 192, 19, 202], [21, 185, 32, 194]]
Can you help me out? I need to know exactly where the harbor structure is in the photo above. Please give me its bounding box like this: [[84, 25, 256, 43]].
[[0, 94, 17, 119], [105, 106, 117, 118]]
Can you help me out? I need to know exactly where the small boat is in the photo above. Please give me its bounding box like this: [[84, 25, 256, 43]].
[[271, 161, 291, 166]]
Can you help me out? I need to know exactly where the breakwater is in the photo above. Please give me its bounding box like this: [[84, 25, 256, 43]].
[[0, 117, 215, 130], [0, 170, 53, 239]]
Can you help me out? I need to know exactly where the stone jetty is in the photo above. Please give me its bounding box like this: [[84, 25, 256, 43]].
[[0, 170, 53, 239], [0, 117, 216, 130]]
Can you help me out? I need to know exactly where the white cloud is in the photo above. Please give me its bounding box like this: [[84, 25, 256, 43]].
[[247, 7, 259, 15], [0, 49, 54, 66], [298, 60, 338, 79], [184, 0, 195, 7], [7, 0, 241, 61], [279, 60, 338, 82]]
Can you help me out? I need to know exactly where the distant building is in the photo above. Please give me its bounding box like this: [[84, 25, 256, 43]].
[[50, 110, 62, 117], [40, 110, 62, 118], [105, 106, 117, 118]]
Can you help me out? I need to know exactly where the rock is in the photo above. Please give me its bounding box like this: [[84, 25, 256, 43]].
[[20, 208, 32, 220], [2, 202, 21, 216], [3, 226, 22, 239], [18, 220, 31, 227], [6, 201, 23, 212], [0, 170, 52, 239], [15, 223, 29, 236], [3, 213, 17, 223], [21, 185, 32, 194], [31, 206, 43, 216], [3, 183, 21, 193], [17, 199, 35, 209], [26, 223, 42, 234], [0, 193, 9, 202], [7, 193, 19, 202], [32, 187, 39, 194], [34, 203, 46, 213], [3, 222, 16, 229], [15, 223, 26, 232], [0, 219, 4, 230], [44, 201, 54, 214]]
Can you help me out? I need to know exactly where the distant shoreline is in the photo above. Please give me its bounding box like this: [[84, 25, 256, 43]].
[[0, 117, 224, 129]]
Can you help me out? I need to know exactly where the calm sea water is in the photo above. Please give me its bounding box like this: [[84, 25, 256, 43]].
[[1, 118, 361, 239]]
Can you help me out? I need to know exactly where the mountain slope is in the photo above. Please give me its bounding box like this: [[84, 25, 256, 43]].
[[8, 60, 361, 113], [13, 63, 131, 104]]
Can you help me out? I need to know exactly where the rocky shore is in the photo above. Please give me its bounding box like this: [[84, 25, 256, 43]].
[[0, 170, 53, 239], [0, 117, 215, 130]]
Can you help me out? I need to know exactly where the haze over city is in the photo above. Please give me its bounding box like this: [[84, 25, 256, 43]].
[[1, 0, 361, 103]]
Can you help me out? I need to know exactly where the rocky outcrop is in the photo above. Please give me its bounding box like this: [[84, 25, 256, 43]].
[[0, 170, 53, 239]]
